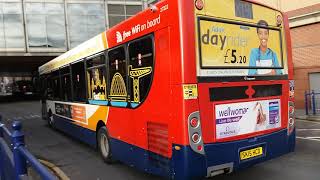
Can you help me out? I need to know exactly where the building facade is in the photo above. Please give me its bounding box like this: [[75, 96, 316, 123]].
[[0, 0, 147, 94], [288, 4, 320, 109], [257, 0, 320, 109], [0, 0, 146, 54]]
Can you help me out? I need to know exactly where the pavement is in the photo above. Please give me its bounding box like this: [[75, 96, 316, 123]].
[[295, 109, 320, 122]]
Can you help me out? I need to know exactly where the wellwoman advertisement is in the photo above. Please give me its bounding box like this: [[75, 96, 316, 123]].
[[215, 99, 281, 139]]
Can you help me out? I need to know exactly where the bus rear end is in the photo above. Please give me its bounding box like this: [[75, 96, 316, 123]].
[[176, 0, 295, 179]]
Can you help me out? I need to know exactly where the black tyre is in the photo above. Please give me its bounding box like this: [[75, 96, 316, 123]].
[[97, 126, 114, 164]]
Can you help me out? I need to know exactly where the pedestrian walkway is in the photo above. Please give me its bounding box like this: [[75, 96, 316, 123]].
[[296, 109, 320, 122]]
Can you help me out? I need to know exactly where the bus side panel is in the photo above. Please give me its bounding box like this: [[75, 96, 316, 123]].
[[53, 114, 97, 147], [107, 27, 177, 176], [107, 24, 176, 175], [109, 138, 172, 178], [132, 27, 173, 155]]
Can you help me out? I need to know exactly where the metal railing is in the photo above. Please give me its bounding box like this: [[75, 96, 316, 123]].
[[305, 90, 320, 115], [0, 115, 56, 180]]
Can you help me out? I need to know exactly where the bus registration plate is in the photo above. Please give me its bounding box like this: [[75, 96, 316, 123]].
[[240, 147, 263, 160]]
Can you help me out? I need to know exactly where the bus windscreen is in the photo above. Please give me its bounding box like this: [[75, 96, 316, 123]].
[[198, 18, 287, 77]]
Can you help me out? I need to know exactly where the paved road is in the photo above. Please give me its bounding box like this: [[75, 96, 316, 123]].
[[1, 101, 320, 180]]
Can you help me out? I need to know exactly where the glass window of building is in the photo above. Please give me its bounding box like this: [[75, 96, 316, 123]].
[[147, 0, 160, 5], [107, 1, 143, 28], [67, 3, 106, 48], [0, 2, 25, 50], [26, 2, 66, 50]]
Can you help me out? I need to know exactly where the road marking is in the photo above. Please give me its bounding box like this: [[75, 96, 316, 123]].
[[296, 119, 320, 124], [297, 129, 320, 131], [305, 137, 320, 139], [24, 116, 31, 119], [297, 136, 320, 142]]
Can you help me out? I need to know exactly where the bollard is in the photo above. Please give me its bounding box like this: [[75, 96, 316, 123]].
[[312, 90, 316, 115], [11, 120, 27, 180], [305, 91, 309, 115]]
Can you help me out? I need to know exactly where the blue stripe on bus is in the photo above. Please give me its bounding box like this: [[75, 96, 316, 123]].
[[53, 115, 97, 148], [130, 103, 139, 108], [88, 100, 109, 105], [110, 129, 295, 180], [109, 101, 128, 107], [51, 115, 295, 179]]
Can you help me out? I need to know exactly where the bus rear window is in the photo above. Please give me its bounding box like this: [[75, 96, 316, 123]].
[[197, 18, 287, 77], [235, 0, 253, 19]]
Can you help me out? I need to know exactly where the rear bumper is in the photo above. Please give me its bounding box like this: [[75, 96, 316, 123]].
[[205, 128, 295, 174], [171, 129, 295, 179]]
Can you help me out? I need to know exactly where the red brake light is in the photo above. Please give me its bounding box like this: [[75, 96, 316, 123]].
[[197, 145, 203, 151], [289, 106, 294, 114], [190, 118, 199, 128], [195, 0, 204, 10]]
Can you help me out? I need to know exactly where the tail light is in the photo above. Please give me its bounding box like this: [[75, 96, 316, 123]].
[[190, 118, 199, 128], [288, 80, 295, 135], [288, 101, 295, 135], [188, 112, 205, 155], [192, 133, 201, 143], [195, 0, 204, 10]]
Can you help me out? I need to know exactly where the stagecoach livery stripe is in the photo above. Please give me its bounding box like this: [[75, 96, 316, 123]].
[[86, 106, 109, 131], [102, 31, 108, 49], [47, 100, 109, 131], [39, 32, 108, 75]]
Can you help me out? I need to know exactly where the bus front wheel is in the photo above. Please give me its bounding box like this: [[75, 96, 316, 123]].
[[97, 126, 114, 164]]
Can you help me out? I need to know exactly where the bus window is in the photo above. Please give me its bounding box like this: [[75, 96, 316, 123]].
[[60, 67, 72, 101], [71, 61, 86, 102], [46, 75, 54, 100], [128, 36, 154, 108], [50, 71, 61, 101], [108, 47, 128, 107], [87, 55, 108, 104]]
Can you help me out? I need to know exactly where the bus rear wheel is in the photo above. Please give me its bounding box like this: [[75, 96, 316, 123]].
[[97, 126, 114, 164]]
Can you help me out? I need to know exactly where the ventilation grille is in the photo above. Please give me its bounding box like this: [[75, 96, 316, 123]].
[[147, 122, 170, 171], [147, 122, 169, 157]]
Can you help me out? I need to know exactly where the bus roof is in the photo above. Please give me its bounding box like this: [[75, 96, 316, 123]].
[[38, 1, 154, 75], [39, 32, 108, 75]]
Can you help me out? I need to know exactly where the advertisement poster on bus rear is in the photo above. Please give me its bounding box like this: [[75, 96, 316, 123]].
[[198, 19, 288, 77], [215, 99, 281, 139]]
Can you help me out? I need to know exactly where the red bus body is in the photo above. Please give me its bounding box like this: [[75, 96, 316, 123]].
[[105, 0, 295, 179], [40, 0, 295, 179]]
